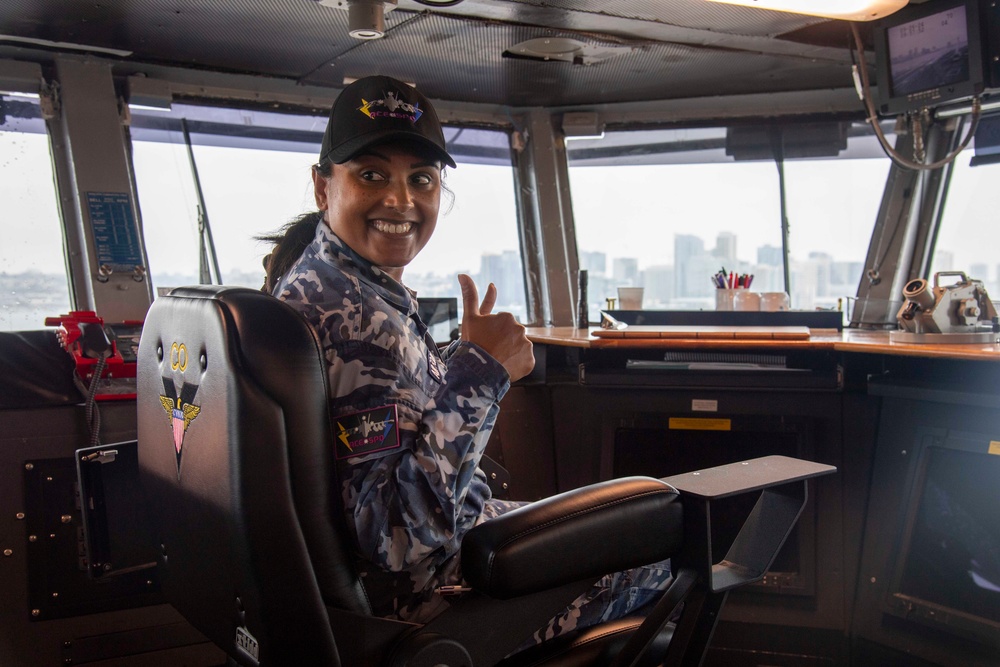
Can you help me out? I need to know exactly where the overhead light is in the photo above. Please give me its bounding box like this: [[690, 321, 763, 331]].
[[316, 0, 398, 40], [562, 112, 605, 140], [704, 0, 908, 22], [127, 76, 173, 111], [343, 75, 415, 87], [504, 38, 634, 66]]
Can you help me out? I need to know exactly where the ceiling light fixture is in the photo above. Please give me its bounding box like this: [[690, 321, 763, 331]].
[[127, 76, 173, 111], [704, 0, 909, 22], [317, 0, 398, 40], [504, 37, 634, 66]]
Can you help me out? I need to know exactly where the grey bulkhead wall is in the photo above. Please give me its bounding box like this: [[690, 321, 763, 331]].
[[851, 119, 964, 327], [511, 108, 580, 327], [45, 56, 154, 323]]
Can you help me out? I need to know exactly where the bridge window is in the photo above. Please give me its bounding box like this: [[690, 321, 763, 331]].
[[129, 104, 523, 320], [0, 93, 71, 331], [130, 103, 324, 291], [567, 121, 892, 313], [930, 138, 1000, 299]]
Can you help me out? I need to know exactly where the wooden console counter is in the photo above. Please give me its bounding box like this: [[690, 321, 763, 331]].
[[525, 326, 1000, 362]]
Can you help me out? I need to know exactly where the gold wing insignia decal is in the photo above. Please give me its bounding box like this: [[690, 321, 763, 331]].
[[159, 395, 175, 422], [182, 403, 201, 430]]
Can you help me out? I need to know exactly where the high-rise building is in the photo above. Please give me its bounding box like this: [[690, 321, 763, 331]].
[[613, 257, 639, 285], [643, 265, 674, 307], [934, 250, 955, 271], [580, 251, 607, 276], [714, 232, 737, 265], [480, 250, 525, 308], [674, 235, 706, 298], [758, 244, 783, 267], [808, 252, 832, 297]]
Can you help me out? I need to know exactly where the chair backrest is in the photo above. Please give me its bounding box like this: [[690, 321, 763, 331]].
[[137, 285, 369, 666]]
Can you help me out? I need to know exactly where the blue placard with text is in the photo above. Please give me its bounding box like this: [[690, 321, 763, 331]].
[[87, 192, 143, 270]]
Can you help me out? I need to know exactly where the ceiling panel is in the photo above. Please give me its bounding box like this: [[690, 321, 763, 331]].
[[500, 0, 826, 37], [306, 12, 851, 106], [0, 0, 859, 107]]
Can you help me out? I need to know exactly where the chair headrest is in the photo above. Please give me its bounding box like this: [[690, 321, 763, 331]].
[[137, 286, 366, 664]]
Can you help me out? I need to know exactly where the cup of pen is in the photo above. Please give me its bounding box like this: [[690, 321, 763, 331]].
[[713, 271, 754, 311], [715, 289, 737, 311]]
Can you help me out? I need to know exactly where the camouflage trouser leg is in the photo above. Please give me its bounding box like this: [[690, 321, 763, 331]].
[[525, 558, 673, 646], [478, 499, 673, 650]]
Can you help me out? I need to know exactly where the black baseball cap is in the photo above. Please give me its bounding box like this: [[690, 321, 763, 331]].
[[319, 75, 456, 168]]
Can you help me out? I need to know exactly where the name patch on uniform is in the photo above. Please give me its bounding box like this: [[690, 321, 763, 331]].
[[334, 404, 400, 460], [427, 349, 446, 384]]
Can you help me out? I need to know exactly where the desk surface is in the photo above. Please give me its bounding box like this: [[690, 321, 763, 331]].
[[525, 326, 1000, 362]]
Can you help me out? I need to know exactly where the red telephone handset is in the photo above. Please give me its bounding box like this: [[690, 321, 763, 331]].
[[44, 311, 142, 401]]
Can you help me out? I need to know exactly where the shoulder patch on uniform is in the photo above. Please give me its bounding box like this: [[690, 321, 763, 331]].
[[334, 404, 401, 460]]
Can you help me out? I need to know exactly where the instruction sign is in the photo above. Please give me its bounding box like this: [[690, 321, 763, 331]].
[[87, 192, 143, 271]]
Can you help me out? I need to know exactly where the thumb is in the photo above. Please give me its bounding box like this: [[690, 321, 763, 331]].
[[458, 274, 480, 323], [479, 282, 498, 316]]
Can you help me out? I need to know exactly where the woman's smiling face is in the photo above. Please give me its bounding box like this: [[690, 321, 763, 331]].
[[315, 143, 442, 280]]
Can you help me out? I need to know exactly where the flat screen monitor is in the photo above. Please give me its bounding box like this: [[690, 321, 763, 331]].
[[417, 297, 459, 345], [875, 0, 985, 115], [885, 446, 1000, 644]]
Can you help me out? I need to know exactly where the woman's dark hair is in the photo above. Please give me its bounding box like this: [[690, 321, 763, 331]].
[[258, 210, 323, 293], [258, 162, 333, 293]]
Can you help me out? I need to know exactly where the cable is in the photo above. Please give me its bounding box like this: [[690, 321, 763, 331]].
[[411, 0, 465, 6], [85, 357, 105, 447], [72, 356, 106, 448], [849, 22, 982, 172]]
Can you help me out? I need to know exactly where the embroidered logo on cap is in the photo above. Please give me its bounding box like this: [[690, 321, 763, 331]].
[[335, 404, 400, 460], [358, 90, 423, 124], [158, 377, 201, 477]]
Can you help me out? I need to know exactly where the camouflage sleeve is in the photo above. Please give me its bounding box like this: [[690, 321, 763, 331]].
[[277, 258, 510, 577], [438, 339, 462, 361], [353, 341, 508, 572]]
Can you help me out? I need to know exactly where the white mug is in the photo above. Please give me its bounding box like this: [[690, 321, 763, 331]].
[[760, 292, 790, 312], [732, 290, 760, 311], [618, 287, 644, 310]]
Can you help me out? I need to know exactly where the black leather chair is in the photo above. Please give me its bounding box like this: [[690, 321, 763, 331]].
[[137, 285, 834, 667]]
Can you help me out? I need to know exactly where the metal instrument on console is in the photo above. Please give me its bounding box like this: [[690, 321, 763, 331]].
[[891, 271, 1000, 344]]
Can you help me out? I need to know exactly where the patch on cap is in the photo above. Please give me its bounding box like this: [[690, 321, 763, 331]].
[[358, 91, 424, 123], [320, 75, 456, 168]]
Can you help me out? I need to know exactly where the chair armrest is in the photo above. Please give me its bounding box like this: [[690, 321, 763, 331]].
[[661, 455, 836, 499], [664, 455, 837, 593], [461, 477, 682, 599]]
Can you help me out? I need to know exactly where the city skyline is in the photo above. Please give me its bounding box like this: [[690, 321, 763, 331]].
[[6, 229, 996, 332]]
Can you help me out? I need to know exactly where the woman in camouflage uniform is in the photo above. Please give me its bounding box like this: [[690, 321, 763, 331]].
[[265, 75, 671, 648]]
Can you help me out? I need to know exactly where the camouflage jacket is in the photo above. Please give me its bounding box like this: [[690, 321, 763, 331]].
[[273, 218, 511, 623]]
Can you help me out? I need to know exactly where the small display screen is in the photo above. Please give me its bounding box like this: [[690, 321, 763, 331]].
[[897, 447, 1000, 625], [888, 5, 970, 97], [417, 298, 458, 345]]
